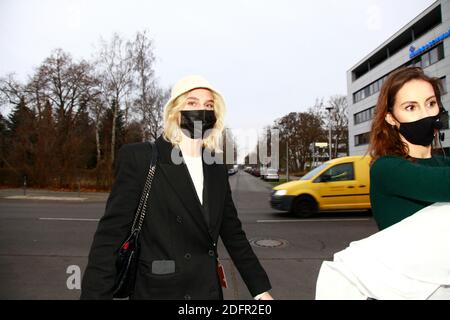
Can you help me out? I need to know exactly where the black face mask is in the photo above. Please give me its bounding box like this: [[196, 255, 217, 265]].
[[396, 115, 440, 146], [180, 110, 217, 139]]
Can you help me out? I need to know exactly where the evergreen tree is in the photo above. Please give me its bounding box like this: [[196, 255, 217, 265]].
[[74, 99, 96, 169], [33, 100, 58, 187], [0, 113, 9, 169], [7, 96, 33, 135], [5, 97, 36, 185]]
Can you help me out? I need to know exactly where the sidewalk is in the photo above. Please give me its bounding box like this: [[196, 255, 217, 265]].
[[278, 174, 299, 180], [0, 188, 109, 202]]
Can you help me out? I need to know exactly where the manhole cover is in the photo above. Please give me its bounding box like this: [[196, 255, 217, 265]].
[[250, 238, 288, 248]]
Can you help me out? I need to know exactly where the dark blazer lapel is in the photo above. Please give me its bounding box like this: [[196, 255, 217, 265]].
[[156, 136, 211, 238]]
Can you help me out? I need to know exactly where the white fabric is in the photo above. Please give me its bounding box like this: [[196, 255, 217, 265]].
[[316, 202, 450, 300], [184, 155, 204, 205], [428, 286, 450, 299], [254, 292, 267, 300], [316, 261, 367, 300]]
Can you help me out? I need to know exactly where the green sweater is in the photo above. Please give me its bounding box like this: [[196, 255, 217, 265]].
[[370, 155, 450, 230]]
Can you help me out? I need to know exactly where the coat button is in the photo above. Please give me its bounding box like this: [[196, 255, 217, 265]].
[[184, 253, 191, 260], [176, 216, 183, 223], [208, 250, 215, 257], [184, 294, 191, 300]]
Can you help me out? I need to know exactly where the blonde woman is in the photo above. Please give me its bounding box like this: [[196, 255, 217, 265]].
[[81, 75, 273, 300]]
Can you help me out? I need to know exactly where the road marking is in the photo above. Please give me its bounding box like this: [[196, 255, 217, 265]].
[[39, 218, 100, 222], [6, 196, 87, 201], [257, 218, 371, 223]]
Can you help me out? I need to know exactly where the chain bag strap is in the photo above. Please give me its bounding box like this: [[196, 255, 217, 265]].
[[113, 141, 158, 298]]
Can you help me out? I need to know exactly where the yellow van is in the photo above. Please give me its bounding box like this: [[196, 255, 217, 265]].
[[270, 156, 371, 217]]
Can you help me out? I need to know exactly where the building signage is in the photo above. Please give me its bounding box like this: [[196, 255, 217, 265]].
[[409, 29, 450, 59]]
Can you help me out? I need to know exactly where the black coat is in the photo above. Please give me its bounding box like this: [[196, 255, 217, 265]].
[[80, 135, 271, 300]]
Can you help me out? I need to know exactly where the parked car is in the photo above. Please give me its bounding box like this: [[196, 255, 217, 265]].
[[252, 168, 261, 177], [270, 156, 371, 217], [260, 166, 268, 180], [264, 168, 279, 182]]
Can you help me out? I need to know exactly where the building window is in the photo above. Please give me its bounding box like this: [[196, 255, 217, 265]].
[[353, 43, 445, 104], [437, 42, 445, 60], [406, 43, 445, 69], [422, 51, 431, 68], [421, 43, 443, 68], [440, 111, 449, 130], [429, 46, 438, 65], [373, 80, 379, 93], [440, 76, 447, 95], [354, 132, 371, 146], [353, 76, 386, 104], [354, 106, 376, 125], [439, 77, 449, 130]]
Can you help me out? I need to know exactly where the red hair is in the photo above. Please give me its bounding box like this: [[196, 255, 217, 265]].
[[368, 67, 443, 161]]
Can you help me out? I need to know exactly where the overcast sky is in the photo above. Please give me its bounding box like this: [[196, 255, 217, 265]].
[[0, 0, 437, 157]]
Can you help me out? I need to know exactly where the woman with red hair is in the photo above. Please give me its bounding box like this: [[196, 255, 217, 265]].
[[315, 67, 450, 300], [368, 66, 450, 230]]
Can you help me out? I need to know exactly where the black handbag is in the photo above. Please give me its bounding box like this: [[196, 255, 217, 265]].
[[112, 141, 158, 298]]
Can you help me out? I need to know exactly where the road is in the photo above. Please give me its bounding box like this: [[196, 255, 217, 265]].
[[0, 170, 378, 299]]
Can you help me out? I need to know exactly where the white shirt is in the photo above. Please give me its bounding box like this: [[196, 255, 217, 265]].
[[183, 155, 204, 205]]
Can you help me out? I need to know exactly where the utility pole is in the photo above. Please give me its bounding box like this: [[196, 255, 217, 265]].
[[326, 106, 334, 160], [286, 139, 289, 182]]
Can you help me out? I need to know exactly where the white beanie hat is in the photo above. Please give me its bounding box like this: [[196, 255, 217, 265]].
[[163, 75, 227, 115]]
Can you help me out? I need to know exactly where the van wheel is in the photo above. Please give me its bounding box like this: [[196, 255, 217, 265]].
[[292, 196, 318, 218]]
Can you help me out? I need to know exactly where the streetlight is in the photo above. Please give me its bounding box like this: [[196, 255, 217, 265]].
[[325, 106, 334, 160]]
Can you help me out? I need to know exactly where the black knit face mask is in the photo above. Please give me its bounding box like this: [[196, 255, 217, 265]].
[[396, 115, 440, 146], [180, 110, 216, 139]]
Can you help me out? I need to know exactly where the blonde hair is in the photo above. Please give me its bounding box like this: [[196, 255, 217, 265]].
[[163, 90, 226, 152]]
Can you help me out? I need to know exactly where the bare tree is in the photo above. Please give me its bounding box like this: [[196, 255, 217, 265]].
[[1, 31, 169, 189], [25, 71, 48, 119], [0, 74, 24, 112], [327, 95, 349, 157], [132, 30, 155, 140], [130, 30, 168, 142], [86, 93, 106, 168], [276, 111, 324, 172], [95, 33, 135, 165], [33, 49, 97, 186], [147, 85, 169, 141], [308, 98, 325, 122], [37, 49, 93, 123]]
